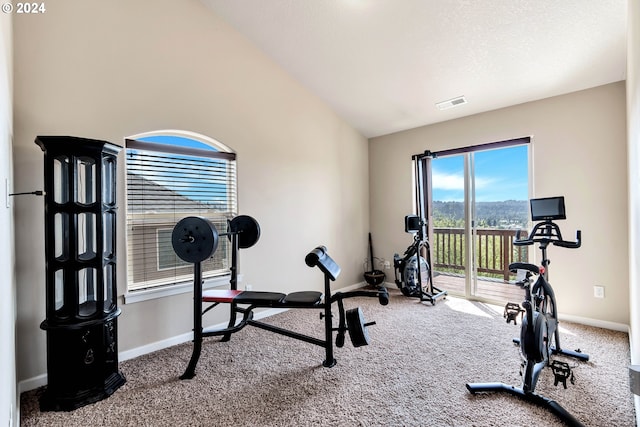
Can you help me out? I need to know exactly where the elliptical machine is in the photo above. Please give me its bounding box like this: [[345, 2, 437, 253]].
[[393, 215, 447, 304], [466, 196, 589, 427]]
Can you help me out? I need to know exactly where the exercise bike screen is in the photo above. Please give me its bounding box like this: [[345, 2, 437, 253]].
[[530, 196, 566, 221]]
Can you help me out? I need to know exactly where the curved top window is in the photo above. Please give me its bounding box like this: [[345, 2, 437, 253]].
[[129, 129, 234, 152], [124, 130, 237, 292]]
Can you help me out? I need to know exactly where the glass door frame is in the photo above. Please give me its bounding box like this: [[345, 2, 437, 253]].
[[413, 137, 531, 302], [467, 153, 475, 298]]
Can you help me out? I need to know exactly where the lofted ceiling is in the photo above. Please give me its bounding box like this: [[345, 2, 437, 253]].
[[202, 0, 628, 138]]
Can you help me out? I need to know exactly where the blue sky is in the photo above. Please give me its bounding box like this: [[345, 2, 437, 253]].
[[130, 135, 229, 203], [432, 145, 528, 202], [138, 135, 215, 151]]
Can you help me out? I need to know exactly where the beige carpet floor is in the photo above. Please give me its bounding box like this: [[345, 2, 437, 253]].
[[20, 288, 635, 426]]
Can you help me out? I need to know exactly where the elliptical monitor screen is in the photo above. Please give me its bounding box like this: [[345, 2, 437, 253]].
[[530, 196, 566, 221], [404, 215, 422, 233]]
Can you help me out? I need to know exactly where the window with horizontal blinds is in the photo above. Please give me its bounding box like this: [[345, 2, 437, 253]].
[[125, 135, 237, 292]]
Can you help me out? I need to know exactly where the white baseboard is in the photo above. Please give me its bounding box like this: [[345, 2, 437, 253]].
[[558, 313, 630, 333], [29, 282, 624, 395], [628, 332, 640, 427], [18, 306, 289, 394], [390, 280, 630, 333], [338, 281, 371, 292], [18, 283, 370, 394], [119, 307, 288, 362], [18, 373, 47, 395], [117, 282, 369, 362]]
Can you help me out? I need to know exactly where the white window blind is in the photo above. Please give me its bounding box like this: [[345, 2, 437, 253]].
[[125, 137, 237, 292]]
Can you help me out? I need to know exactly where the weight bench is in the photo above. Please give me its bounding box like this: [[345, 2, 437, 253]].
[[172, 216, 389, 379], [202, 289, 323, 307]]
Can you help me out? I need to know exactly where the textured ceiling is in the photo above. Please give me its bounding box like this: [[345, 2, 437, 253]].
[[202, 0, 627, 138]]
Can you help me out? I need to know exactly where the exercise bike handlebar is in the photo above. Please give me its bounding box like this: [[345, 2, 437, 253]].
[[553, 230, 581, 249], [513, 221, 581, 249]]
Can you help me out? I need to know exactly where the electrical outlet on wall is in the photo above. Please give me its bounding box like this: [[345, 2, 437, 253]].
[[594, 285, 605, 298]]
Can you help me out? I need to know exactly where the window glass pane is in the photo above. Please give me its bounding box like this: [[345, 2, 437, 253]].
[[157, 228, 190, 270], [125, 133, 237, 292], [138, 135, 219, 151], [427, 141, 530, 303]]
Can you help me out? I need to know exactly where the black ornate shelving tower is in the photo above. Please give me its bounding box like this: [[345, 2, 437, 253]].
[[36, 136, 126, 411]]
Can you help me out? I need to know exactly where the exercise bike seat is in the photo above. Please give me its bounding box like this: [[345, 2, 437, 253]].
[[508, 262, 539, 274]]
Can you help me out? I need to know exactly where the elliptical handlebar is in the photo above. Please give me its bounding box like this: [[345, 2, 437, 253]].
[[513, 221, 581, 249]]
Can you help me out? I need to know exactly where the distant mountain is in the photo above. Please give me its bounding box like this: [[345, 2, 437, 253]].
[[432, 200, 528, 228]]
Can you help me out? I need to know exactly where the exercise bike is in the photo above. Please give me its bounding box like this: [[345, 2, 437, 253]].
[[393, 215, 447, 304], [466, 196, 589, 427]]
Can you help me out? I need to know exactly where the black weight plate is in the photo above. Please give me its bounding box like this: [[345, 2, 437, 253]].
[[172, 216, 219, 263], [228, 215, 260, 249], [346, 307, 370, 348]]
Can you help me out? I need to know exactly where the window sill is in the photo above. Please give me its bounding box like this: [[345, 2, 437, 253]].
[[123, 274, 242, 304]]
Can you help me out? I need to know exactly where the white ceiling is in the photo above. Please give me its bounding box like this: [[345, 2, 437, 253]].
[[202, 0, 628, 138]]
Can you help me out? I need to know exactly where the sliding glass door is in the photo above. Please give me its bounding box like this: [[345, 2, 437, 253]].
[[429, 154, 468, 296], [422, 141, 530, 303], [470, 145, 529, 301]]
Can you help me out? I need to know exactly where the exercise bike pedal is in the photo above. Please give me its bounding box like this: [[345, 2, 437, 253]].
[[504, 302, 525, 325], [550, 360, 573, 389]]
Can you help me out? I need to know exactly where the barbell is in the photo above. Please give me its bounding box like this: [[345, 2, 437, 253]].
[[172, 215, 261, 264]]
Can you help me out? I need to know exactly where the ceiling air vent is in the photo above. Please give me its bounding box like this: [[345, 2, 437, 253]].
[[436, 96, 467, 110]]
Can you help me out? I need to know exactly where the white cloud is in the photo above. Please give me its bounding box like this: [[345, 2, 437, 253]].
[[431, 171, 495, 191], [432, 171, 463, 190], [475, 176, 496, 190]]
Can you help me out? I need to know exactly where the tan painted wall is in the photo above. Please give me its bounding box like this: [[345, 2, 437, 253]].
[[370, 82, 628, 325], [12, 0, 369, 382], [11, 0, 634, 395]]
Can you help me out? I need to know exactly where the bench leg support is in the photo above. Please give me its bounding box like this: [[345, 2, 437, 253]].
[[181, 262, 203, 379]]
